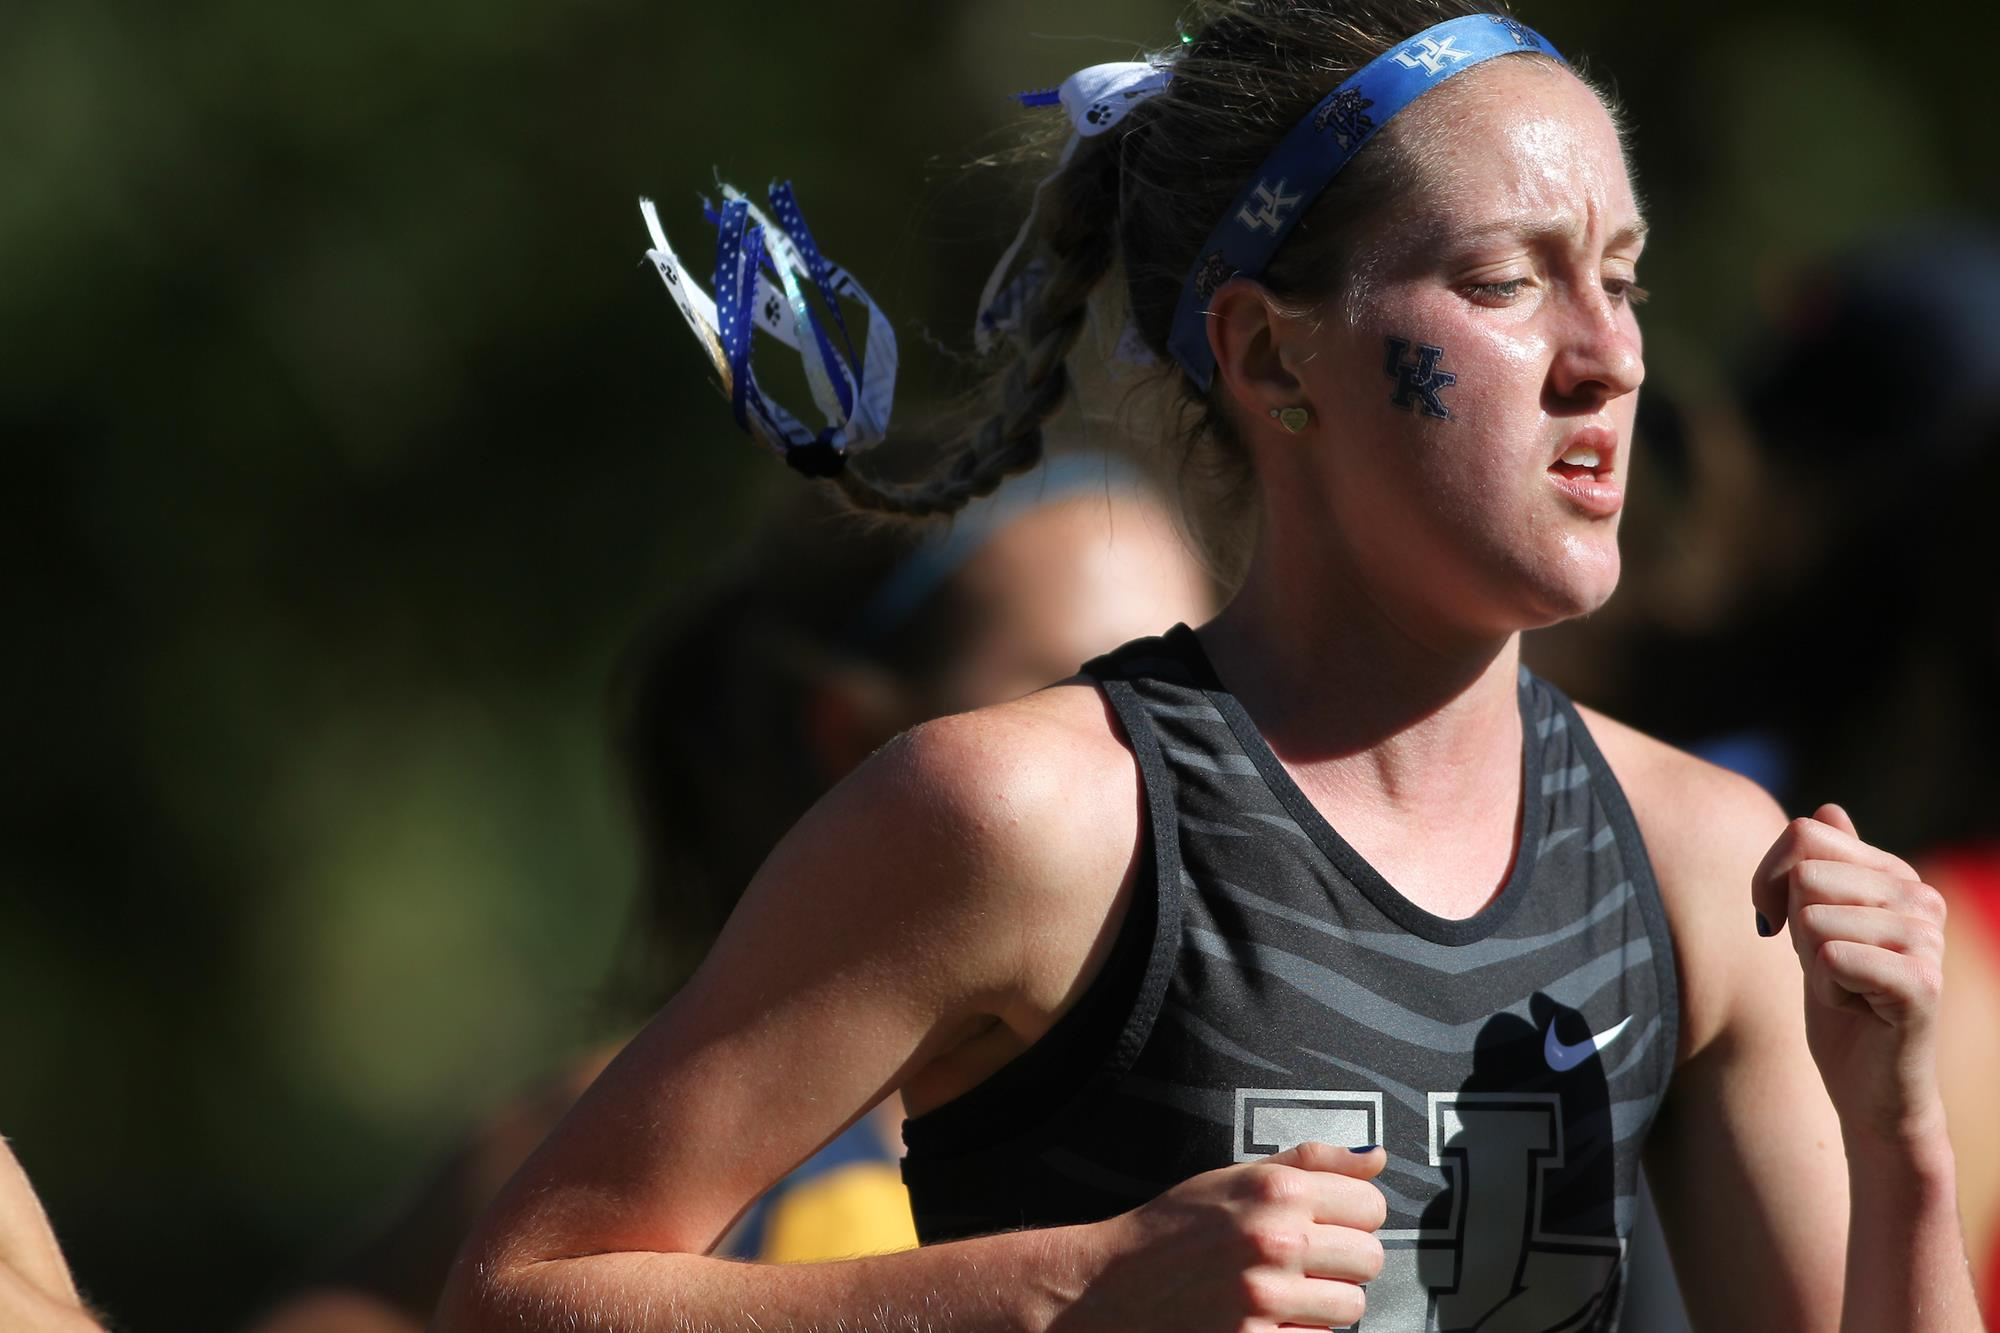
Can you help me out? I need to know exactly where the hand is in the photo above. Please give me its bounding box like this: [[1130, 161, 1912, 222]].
[[1053, 1141, 1387, 1332], [1750, 804, 1949, 1146]]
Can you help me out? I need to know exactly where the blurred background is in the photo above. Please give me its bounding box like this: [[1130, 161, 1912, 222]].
[[3, 0, 1994, 1328]]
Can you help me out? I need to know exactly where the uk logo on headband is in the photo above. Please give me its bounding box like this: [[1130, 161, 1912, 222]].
[[1392, 35, 1471, 77], [1238, 179, 1303, 235]]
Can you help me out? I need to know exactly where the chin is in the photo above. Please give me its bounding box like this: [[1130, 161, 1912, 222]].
[[1512, 552, 1622, 629]]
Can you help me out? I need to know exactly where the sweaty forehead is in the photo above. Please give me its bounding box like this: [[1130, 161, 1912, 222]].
[[1389, 59, 1638, 247]]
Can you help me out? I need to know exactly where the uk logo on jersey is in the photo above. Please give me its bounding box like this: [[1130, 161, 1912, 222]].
[[1392, 35, 1470, 77], [1237, 178, 1302, 235]]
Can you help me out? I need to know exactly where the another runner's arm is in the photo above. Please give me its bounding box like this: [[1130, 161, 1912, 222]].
[[438, 698, 1392, 1333], [1593, 711, 1979, 1330], [0, 1137, 102, 1333]]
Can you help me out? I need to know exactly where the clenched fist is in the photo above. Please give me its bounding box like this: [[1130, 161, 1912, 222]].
[[1054, 1141, 1388, 1332], [1751, 803, 1950, 1146]]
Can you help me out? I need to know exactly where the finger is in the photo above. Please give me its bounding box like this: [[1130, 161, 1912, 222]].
[[1789, 903, 1944, 972], [1243, 1272, 1367, 1329], [1301, 1220, 1387, 1284], [1814, 801, 1858, 839], [1788, 859, 1902, 913], [1811, 938, 1944, 1027], [1288, 1145, 1387, 1233], [1267, 1141, 1388, 1182], [1255, 1166, 1387, 1232], [1789, 861, 1949, 927], [1751, 816, 1919, 937]]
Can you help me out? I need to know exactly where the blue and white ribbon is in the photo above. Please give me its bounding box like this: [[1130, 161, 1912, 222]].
[[1167, 13, 1563, 390], [641, 182, 897, 473], [973, 56, 1175, 359]]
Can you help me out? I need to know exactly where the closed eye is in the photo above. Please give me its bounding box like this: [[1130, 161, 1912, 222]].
[[1606, 279, 1650, 306], [1466, 278, 1528, 304]]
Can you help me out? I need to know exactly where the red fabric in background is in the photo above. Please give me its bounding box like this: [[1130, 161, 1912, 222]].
[[1927, 844, 2000, 1318]]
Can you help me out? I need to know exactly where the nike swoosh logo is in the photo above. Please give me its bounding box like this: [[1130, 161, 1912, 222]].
[[1543, 1014, 1632, 1072]]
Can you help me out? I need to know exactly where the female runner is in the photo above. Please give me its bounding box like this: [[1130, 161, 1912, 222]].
[[440, 2, 1981, 1327]]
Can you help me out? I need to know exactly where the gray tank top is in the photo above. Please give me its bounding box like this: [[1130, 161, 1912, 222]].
[[901, 624, 1679, 1331]]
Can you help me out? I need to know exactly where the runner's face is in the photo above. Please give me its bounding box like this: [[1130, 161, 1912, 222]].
[[1294, 61, 1645, 638]]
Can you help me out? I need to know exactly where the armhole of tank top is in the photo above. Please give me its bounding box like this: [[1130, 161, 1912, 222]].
[[1100, 675, 1186, 1074], [1550, 686, 1682, 1095], [897, 672, 1183, 1157]]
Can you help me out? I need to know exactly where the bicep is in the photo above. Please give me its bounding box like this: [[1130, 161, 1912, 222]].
[[469, 726, 1052, 1265]]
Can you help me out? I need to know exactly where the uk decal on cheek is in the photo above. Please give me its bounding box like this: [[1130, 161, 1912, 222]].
[[1385, 335, 1457, 421]]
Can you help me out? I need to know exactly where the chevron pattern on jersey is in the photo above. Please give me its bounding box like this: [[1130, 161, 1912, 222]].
[[902, 626, 1679, 1331]]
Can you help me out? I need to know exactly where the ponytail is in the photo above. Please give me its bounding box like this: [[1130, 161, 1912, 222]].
[[832, 133, 1123, 518]]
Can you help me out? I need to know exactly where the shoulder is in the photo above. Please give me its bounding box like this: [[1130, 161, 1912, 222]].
[[853, 677, 1140, 897], [1572, 703, 1788, 857], [1571, 703, 1789, 1059], [770, 676, 1145, 1034]]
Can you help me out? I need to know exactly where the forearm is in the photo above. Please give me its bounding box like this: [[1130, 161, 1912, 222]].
[[440, 1222, 1109, 1333], [1841, 1126, 1982, 1333]]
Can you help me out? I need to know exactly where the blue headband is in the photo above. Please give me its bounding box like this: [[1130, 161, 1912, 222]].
[[1166, 13, 1564, 390], [843, 452, 1146, 651]]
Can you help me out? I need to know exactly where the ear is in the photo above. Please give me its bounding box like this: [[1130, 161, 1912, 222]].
[[1205, 277, 1314, 433], [800, 666, 915, 781]]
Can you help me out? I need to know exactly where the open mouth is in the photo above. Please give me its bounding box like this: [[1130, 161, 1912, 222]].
[[1547, 442, 1611, 483], [1544, 434, 1623, 517]]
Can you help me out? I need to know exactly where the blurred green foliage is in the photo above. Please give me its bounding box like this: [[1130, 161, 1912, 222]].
[[0, 0, 1990, 1327]]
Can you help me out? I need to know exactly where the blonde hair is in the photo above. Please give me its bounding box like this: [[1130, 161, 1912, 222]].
[[830, 2, 1598, 563]]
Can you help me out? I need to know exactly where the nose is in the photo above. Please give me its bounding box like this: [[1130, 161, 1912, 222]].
[[1547, 283, 1644, 410]]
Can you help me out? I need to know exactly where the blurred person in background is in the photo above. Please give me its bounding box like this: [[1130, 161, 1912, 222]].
[[248, 452, 1215, 1332], [0, 1138, 102, 1333]]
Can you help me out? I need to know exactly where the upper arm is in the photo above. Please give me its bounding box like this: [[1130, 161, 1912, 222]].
[[1578, 711, 1847, 1329], [464, 696, 1137, 1268]]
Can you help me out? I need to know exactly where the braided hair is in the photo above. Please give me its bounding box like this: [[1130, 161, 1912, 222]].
[[827, 0, 1596, 549]]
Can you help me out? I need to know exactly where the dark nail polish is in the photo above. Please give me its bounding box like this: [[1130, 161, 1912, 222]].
[[1350, 1144, 1379, 1154], [1756, 911, 1774, 937]]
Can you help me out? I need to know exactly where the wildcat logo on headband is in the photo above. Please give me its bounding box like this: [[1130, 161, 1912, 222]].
[[1313, 89, 1377, 152], [1194, 250, 1238, 301]]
